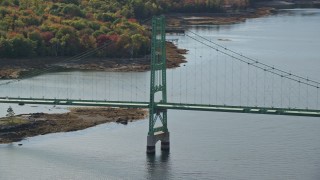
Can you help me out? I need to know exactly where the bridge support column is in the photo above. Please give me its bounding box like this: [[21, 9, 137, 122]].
[[147, 16, 169, 154], [147, 132, 170, 154], [161, 132, 170, 151]]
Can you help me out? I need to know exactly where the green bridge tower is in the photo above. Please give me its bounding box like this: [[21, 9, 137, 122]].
[[147, 16, 170, 154]]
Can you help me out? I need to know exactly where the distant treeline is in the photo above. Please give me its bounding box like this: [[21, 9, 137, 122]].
[[0, 0, 249, 58]]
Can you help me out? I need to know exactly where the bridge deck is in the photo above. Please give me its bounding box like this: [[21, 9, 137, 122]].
[[157, 103, 320, 117], [0, 97, 319, 117], [0, 97, 149, 108]]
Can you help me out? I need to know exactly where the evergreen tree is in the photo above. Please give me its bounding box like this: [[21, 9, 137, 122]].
[[6, 106, 15, 123]]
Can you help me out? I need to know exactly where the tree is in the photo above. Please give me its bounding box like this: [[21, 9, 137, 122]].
[[59, 0, 80, 5], [80, 34, 96, 50], [96, 34, 119, 57], [10, 35, 36, 57], [62, 4, 83, 18], [6, 106, 15, 123], [0, 0, 152, 58], [29, 30, 45, 56], [131, 33, 147, 57], [0, 37, 13, 57]]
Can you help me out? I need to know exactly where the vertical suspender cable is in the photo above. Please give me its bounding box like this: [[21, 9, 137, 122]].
[[247, 63, 250, 106], [91, 71, 94, 100], [130, 51, 133, 102], [96, 72, 98, 100], [200, 56, 203, 104], [105, 71, 107, 100], [306, 78, 309, 109], [117, 73, 120, 101], [71, 72, 74, 99], [66, 72, 70, 99], [67, 72, 70, 99], [58, 73, 61, 99], [180, 63, 182, 103], [7, 81, 9, 97], [130, 71, 132, 102], [186, 59, 188, 103], [143, 71, 151, 101], [209, 52, 212, 105], [30, 77, 32, 98], [194, 48, 197, 104], [171, 68, 174, 101], [231, 57, 234, 105], [6, 81, 9, 97], [264, 70, 266, 107], [109, 73, 111, 101], [121, 73, 124, 101], [298, 81, 301, 109], [135, 72, 138, 101], [224, 56, 227, 105], [288, 79, 291, 108], [216, 51, 218, 104], [281, 76, 283, 108], [82, 72, 85, 100], [32, 77, 34, 98], [317, 86, 319, 109], [272, 73, 274, 107], [42, 74, 44, 98], [255, 67, 258, 106], [55, 73, 57, 98], [240, 62, 242, 106]]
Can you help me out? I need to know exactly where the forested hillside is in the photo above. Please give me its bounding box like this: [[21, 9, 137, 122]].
[[0, 0, 249, 58]]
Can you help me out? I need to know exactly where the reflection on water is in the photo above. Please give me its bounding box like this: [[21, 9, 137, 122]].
[[146, 151, 171, 179]]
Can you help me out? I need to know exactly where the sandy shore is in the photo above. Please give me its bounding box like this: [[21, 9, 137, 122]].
[[0, 107, 148, 144]]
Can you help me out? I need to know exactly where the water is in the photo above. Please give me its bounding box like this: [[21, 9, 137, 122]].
[[1, 9, 320, 179]]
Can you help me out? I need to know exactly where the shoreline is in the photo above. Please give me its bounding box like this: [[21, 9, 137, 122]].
[[253, 0, 320, 9], [0, 42, 187, 79], [58, 42, 188, 72], [0, 107, 148, 144], [166, 7, 275, 27]]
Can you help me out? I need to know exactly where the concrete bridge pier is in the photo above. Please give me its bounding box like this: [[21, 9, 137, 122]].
[[147, 132, 170, 154]]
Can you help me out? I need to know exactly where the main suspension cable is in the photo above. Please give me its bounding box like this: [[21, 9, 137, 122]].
[[185, 34, 319, 89], [187, 30, 320, 87]]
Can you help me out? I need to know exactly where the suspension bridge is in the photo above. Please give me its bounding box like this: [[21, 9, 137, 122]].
[[0, 16, 319, 153]]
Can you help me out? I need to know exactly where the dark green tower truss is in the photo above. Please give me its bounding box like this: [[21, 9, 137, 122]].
[[149, 16, 168, 135]]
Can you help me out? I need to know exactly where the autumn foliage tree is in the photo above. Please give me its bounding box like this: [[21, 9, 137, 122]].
[[0, 0, 245, 59]]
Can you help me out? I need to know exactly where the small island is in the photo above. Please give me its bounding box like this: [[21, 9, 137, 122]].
[[0, 107, 148, 143]]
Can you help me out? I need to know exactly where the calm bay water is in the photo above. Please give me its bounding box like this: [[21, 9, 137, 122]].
[[1, 9, 320, 180]]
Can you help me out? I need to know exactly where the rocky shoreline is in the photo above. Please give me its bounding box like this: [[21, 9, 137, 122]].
[[0, 42, 187, 79], [166, 7, 275, 27], [253, 0, 320, 9], [58, 42, 187, 72], [0, 107, 148, 144]]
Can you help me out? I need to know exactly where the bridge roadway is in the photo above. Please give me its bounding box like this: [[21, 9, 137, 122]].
[[0, 97, 320, 117]]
